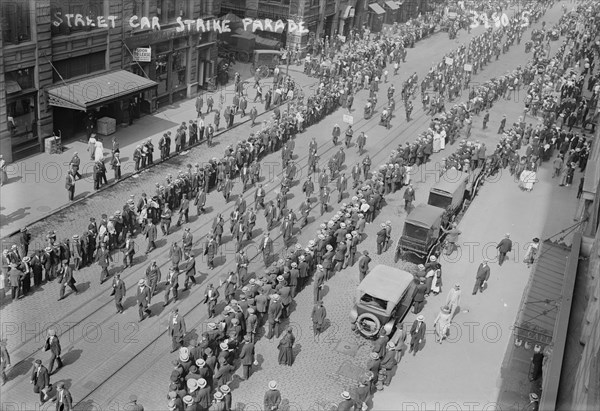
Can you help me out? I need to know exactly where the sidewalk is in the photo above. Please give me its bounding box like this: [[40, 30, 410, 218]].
[[0, 62, 307, 239]]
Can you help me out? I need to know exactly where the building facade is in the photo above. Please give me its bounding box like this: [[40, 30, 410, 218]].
[[0, 0, 220, 162], [220, 0, 339, 48]]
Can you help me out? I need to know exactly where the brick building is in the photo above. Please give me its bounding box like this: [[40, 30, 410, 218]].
[[0, 0, 220, 162]]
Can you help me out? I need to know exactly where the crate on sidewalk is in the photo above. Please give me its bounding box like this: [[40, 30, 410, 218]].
[[97, 117, 117, 136], [44, 135, 62, 153]]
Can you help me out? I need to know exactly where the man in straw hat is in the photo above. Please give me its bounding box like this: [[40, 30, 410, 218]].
[[168, 308, 187, 353], [264, 381, 281, 411], [409, 315, 426, 356], [44, 328, 63, 375], [136, 279, 152, 322], [337, 391, 355, 411]]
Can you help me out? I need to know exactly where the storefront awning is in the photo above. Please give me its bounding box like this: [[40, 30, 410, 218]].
[[385, 1, 400, 10], [6, 80, 22, 94], [368, 3, 386, 15], [47, 70, 157, 111], [342, 6, 355, 19]]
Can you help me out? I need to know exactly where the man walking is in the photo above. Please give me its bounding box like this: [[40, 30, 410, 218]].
[[496, 233, 512, 266], [473, 259, 490, 295], [65, 170, 75, 201], [111, 273, 126, 313], [30, 359, 51, 403], [311, 300, 327, 339], [358, 251, 371, 281], [409, 315, 426, 356], [403, 184, 415, 212], [446, 284, 461, 318], [95, 242, 112, 284], [44, 329, 63, 375], [168, 308, 186, 353], [136, 279, 152, 322]]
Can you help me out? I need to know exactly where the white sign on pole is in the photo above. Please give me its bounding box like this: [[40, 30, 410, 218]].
[[133, 47, 152, 62], [445, 57, 454, 65], [464, 64, 473, 72], [343, 114, 354, 125]]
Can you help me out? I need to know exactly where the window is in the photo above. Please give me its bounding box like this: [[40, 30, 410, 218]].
[[5, 69, 35, 91], [1, 1, 31, 45], [52, 51, 106, 82], [360, 293, 388, 311], [155, 53, 169, 95], [50, 0, 105, 36], [7, 96, 37, 138], [172, 50, 187, 89], [158, 0, 187, 23]]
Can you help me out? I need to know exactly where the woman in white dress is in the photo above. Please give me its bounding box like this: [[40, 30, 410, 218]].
[[403, 165, 411, 185], [94, 139, 105, 162], [87, 134, 97, 160], [433, 306, 452, 344]]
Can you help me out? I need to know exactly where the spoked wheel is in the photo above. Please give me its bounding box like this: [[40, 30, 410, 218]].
[[258, 65, 270, 78]]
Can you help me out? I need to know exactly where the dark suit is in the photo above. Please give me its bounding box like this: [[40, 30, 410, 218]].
[[45, 336, 62, 374], [55, 387, 73, 411], [164, 269, 179, 305], [30, 365, 50, 402], [168, 312, 187, 352], [473, 263, 491, 294], [264, 389, 281, 411], [112, 277, 126, 313], [96, 248, 112, 283], [259, 237, 273, 268], [144, 223, 157, 253], [409, 320, 426, 354], [238, 341, 255, 379], [412, 283, 427, 314], [496, 238, 512, 265], [137, 285, 151, 321], [358, 255, 371, 281]]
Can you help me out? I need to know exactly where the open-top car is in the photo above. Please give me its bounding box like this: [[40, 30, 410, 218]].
[[350, 265, 417, 338]]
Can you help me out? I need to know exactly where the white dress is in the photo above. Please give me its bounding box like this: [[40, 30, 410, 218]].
[[439, 130, 446, 150], [94, 141, 104, 162]]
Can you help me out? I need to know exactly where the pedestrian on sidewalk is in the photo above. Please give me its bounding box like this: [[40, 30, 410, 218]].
[[412, 277, 427, 314], [196, 94, 204, 117], [409, 315, 426, 356], [250, 106, 258, 126], [65, 170, 75, 201], [337, 391, 355, 411], [523, 238, 540, 268], [496, 233, 512, 266], [111, 152, 122, 180], [206, 95, 214, 113], [483, 110, 489, 129], [445, 284, 461, 318], [69, 152, 82, 180], [403, 184, 415, 212], [143, 220, 157, 254], [239, 334, 256, 380], [473, 259, 490, 295], [433, 306, 452, 344]]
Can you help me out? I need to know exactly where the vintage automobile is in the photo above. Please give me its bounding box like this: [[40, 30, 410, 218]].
[[395, 204, 446, 263], [350, 265, 417, 338], [396, 165, 486, 263], [252, 49, 282, 78]]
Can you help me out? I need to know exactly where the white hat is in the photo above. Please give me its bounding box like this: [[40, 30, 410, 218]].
[[268, 381, 278, 390]]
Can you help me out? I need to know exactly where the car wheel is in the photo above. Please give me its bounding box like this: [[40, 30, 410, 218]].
[[356, 313, 381, 338]]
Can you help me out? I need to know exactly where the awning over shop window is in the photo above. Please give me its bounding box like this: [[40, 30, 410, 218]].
[[368, 3, 386, 15], [47, 70, 157, 111], [385, 1, 400, 10], [342, 6, 355, 19], [6, 80, 22, 94]]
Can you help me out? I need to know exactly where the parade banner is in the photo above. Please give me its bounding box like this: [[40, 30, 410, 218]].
[[343, 114, 354, 125], [445, 57, 454, 65], [464, 64, 473, 72]]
